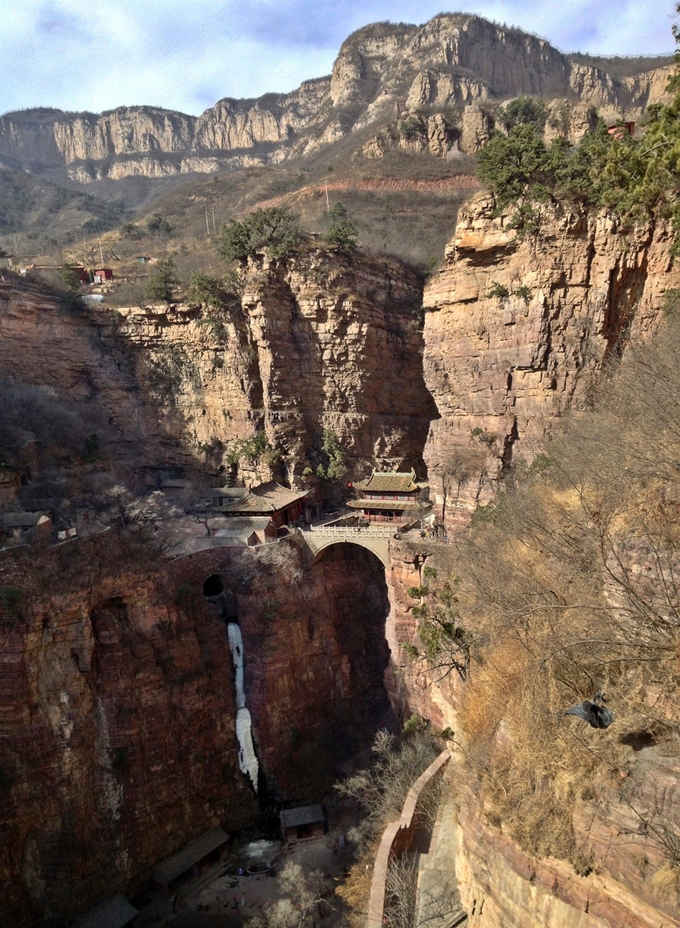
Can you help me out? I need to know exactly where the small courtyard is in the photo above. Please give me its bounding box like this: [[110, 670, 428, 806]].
[[138, 824, 352, 928]]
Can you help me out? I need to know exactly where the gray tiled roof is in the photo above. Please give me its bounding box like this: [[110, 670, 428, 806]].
[[280, 804, 325, 830], [152, 826, 229, 885], [347, 499, 425, 511], [224, 482, 307, 515], [204, 486, 248, 499], [0, 511, 49, 528], [71, 895, 137, 928]]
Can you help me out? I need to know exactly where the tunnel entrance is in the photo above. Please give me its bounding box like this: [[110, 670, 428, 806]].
[[203, 574, 224, 597]]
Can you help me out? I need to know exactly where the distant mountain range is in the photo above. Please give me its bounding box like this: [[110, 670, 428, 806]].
[[0, 13, 673, 186]]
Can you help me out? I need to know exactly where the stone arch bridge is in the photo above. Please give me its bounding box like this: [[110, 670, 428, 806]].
[[300, 524, 393, 567]]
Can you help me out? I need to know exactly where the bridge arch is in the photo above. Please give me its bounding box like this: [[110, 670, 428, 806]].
[[303, 531, 391, 568]]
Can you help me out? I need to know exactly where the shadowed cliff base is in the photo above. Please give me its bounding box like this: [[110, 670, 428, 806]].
[[0, 535, 397, 926]]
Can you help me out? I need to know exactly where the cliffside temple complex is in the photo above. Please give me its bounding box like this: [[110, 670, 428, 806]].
[[3, 9, 680, 928], [348, 470, 430, 523]]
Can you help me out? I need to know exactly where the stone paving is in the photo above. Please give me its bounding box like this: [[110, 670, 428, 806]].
[[415, 771, 467, 928]]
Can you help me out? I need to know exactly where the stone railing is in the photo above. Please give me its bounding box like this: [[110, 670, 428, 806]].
[[306, 524, 394, 538], [366, 749, 451, 928]]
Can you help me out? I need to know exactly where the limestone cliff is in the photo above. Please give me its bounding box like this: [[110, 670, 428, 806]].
[[0, 247, 434, 489], [422, 192, 676, 528], [0, 15, 671, 183], [112, 246, 434, 485]]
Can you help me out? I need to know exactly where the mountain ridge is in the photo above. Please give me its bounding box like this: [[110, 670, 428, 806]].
[[0, 13, 673, 185]]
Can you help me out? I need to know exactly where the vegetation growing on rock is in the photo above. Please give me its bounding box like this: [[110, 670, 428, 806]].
[[144, 254, 180, 303], [428, 317, 680, 883], [218, 206, 301, 261], [478, 63, 680, 243]]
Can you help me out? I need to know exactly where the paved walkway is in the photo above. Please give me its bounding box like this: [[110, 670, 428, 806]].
[[415, 769, 468, 928]]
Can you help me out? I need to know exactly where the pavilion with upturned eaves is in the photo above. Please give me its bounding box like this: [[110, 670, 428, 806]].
[[347, 469, 429, 523]]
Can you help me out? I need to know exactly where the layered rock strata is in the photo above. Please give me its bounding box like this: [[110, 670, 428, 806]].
[[0, 15, 671, 182], [422, 193, 676, 528], [455, 751, 680, 928], [0, 247, 435, 487]]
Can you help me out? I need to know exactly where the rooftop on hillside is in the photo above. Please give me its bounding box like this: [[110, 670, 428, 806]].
[[223, 481, 307, 515], [354, 470, 420, 494]]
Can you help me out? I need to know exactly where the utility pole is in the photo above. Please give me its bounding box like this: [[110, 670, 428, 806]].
[[205, 205, 210, 236], [211, 205, 217, 235], [324, 180, 330, 212], [99, 240, 104, 267]]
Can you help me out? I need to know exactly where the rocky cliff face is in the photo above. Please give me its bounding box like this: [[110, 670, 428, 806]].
[[0, 535, 394, 926], [0, 15, 671, 183], [450, 763, 680, 928], [0, 246, 435, 488], [106, 246, 435, 484], [421, 193, 676, 528], [385, 536, 680, 928]]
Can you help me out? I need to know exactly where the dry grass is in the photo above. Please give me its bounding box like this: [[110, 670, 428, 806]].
[[446, 316, 680, 874], [650, 860, 680, 898], [334, 845, 377, 928]]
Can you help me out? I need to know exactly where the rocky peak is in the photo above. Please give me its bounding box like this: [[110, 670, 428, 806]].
[[0, 14, 672, 184]]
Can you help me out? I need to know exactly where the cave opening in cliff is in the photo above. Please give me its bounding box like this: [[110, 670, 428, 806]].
[[196, 544, 397, 813], [203, 574, 224, 597]]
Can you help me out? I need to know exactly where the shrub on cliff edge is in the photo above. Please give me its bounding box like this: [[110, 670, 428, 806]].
[[144, 255, 180, 304], [218, 207, 301, 261]]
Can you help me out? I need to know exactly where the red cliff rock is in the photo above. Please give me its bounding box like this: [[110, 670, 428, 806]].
[[422, 193, 676, 528]]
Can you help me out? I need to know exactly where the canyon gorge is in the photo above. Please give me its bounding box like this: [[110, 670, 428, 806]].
[[2, 10, 680, 928], [2, 188, 679, 927]]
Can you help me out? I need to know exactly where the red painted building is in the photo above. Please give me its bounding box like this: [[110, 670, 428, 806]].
[[222, 481, 307, 527], [93, 268, 113, 282]]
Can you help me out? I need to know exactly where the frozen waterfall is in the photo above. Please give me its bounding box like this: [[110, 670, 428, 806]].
[[235, 707, 259, 789], [227, 622, 259, 791], [228, 622, 245, 709]]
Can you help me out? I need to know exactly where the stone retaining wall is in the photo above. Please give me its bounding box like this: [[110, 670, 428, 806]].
[[367, 749, 451, 928]]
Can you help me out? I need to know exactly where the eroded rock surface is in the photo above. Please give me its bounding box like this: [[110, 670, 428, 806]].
[[422, 193, 676, 527], [0, 247, 435, 488], [0, 15, 671, 182], [0, 536, 394, 925]]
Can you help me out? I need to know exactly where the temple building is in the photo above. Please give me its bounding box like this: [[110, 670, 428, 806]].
[[221, 481, 307, 527], [347, 470, 429, 523]]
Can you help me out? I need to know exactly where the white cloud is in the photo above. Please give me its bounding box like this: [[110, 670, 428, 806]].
[[0, 0, 676, 116]]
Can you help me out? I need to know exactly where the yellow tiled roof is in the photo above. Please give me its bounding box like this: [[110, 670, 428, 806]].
[[347, 499, 425, 511], [354, 470, 418, 493]]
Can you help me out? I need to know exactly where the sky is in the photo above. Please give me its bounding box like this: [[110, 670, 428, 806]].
[[0, 0, 676, 117]]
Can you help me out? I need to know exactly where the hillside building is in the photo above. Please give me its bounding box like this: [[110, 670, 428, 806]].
[[152, 826, 230, 895], [70, 895, 137, 928], [347, 470, 428, 523], [280, 804, 326, 843], [221, 481, 307, 527]]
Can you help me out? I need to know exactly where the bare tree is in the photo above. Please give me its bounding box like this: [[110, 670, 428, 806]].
[[246, 861, 330, 928]]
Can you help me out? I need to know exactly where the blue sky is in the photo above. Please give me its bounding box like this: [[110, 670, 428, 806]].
[[0, 0, 676, 116]]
